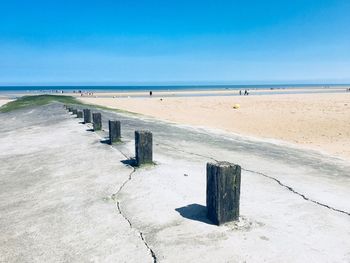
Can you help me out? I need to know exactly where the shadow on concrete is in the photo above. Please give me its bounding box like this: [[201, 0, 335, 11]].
[[100, 138, 110, 144], [121, 158, 137, 167], [79, 121, 85, 124], [86, 128, 94, 132], [175, 204, 214, 225]]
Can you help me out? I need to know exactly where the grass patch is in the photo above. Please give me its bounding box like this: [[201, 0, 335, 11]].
[[0, 95, 82, 113]]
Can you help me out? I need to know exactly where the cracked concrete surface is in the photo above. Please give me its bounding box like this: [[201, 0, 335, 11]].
[[1, 103, 350, 262], [0, 104, 152, 263]]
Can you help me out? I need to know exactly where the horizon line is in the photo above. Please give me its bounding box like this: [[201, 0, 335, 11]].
[[1, 81, 350, 88]]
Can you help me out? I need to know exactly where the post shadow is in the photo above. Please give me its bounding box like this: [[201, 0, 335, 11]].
[[121, 158, 137, 167], [175, 204, 214, 225], [100, 138, 110, 144]]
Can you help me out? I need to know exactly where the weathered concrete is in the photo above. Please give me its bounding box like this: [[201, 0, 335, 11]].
[[77, 111, 83, 118], [0, 104, 151, 262], [206, 162, 241, 225], [109, 120, 121, 144], [1, 103, 350, 262], [83, 109, 91, 123], [135, 130, 153, 166], [84, 106, 350, 262], [92, 112, 102, 131]]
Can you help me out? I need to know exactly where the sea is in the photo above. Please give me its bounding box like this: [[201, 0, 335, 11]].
[[0, 84, 349, 98]]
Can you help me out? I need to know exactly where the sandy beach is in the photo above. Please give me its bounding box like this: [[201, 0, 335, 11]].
[[3, 1, 350, 261], [64, 86, 349, 98], [0, 99, 13, 107], [78, 92, 350, 160]]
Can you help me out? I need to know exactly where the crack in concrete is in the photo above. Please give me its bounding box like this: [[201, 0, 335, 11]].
[[86, 125, 158, 262], [84, 113, 349, 262], [242, 168, 350, 217], [112, 169, 158, 263], [162, 143, 350, 217]]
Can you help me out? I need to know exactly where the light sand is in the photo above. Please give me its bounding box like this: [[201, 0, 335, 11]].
[[67, 86, 349, 98], [0, 99, 13, 107], [79, 93, 350, 160]]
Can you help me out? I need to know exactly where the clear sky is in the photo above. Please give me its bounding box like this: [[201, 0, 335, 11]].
[[0, 0, 349, 85]]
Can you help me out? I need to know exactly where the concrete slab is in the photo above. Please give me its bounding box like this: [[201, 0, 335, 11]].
[[0, 104, 151, 262], [1, 103, 350, 262]]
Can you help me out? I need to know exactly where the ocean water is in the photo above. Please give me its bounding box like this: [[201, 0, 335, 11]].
[[0, 84, 348, 93]]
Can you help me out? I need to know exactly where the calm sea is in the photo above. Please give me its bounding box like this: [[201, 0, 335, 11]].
[[0, 84, 348, 93]]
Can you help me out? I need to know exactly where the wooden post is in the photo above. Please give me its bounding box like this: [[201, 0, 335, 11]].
[[135, 130, 153, 166], [77, 111, 83, 118], [109, 120, 121, 144], [72, 109, 77, 115], [206, 162, 241, 225], [92, 113, 102, 131], [83, 109, 91, 123]]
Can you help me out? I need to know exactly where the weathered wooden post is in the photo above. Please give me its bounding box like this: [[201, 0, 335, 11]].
[[206, 162, 241, 225], [135, 130, 153, 166], [72, 109, 78, 115], [68, 107, 72, 112], [83, 109, 91, 123], [92, 112, 102, 131], [77, 111, 83, 118], [109, 120, 121, 144]]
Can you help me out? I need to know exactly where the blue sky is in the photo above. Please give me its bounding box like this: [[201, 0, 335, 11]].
[[0, 0, 349, 85]]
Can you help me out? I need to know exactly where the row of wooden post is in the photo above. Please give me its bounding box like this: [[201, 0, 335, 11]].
[[65, 105, 241, 226]]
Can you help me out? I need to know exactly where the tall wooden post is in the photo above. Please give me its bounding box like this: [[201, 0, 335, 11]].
[[206, 162, 241, 225], [72, 109, 77, 115], [92, 113, 102, 131], [77, 111, 83, 118], [109, 120, 121, 144], [135, 130, 153, 166], [83, 109, 91, 123]]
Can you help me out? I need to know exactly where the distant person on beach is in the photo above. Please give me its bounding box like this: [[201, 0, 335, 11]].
[[239, 90, 242, 96], [150, 91, 153, 96]]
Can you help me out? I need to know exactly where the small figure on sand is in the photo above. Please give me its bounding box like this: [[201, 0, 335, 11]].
[[149, 91, 153, 96], [244, 90, 249, 96], [239, 90, 242, 96]]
